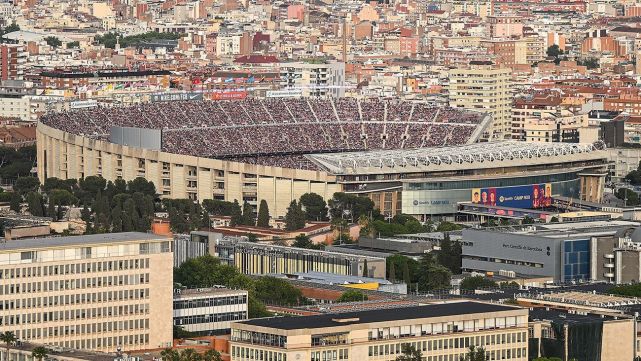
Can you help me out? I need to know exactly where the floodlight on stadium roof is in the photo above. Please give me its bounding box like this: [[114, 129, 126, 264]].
[[305, 140, 607, 175]]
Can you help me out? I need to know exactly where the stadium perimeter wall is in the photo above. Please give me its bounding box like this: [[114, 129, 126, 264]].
[[37, 123, 341, 217]]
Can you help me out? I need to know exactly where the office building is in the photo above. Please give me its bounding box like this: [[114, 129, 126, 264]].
[[461, 221, 640, 282], [230, 301, 529, 361], [0, 232, 173, 352], [174, 288, 248, 336], [214, 238, 386, 278], [449, 62, 512, 139]]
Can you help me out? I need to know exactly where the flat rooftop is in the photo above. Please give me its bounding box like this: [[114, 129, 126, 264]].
[[175, 287, 247, 298], [0, 232, 168, 252], [236, 301, 521, 330], [471, 220, 639, 239]]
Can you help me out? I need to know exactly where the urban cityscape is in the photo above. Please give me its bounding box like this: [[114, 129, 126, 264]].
[[2, 0, 641, 360]]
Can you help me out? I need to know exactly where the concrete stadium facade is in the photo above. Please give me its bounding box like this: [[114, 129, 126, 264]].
[[37, 123, 340, 217]]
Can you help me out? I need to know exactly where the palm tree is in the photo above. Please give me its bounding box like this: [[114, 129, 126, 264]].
[[179, 348, 201, 361], [0, 332, 16, 361], [31, 346, 48, 361]]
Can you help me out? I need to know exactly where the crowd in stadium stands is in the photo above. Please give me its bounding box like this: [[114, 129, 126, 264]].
[[41, 98, 484, 168]]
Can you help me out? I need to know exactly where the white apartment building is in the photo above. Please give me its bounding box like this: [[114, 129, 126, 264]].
[[448, 62, 512, 140], [0, 232, 174, 352], [279, 61, 346, 99]]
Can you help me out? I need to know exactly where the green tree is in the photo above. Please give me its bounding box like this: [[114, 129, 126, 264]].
[[417, 254, 451, 292], [229, 200, 243, 227], [328, 192, 377, 221], [44, 36, 62, 48], [13, 176, 39, 195], [299, 192, 328, 221], [578, 57, 599, 69], [9, 192, 20, 212], [522, 215, 534, 224], [67, 41, 80, 48], [438, 234, 462, 274], [127, 177, 156, 196], [337, 289, 368, 302], [242, 201, 255, 226], [436, 221, 462, 232], [546, 44, 562, 58], [256, 200, 270, 227], [0, 331, 16, 361], [292, 233, 316, 249], [253, 276, 306, 306], [362, 258, 368, 277], [285, 200, 306, 231], [460, 276, 498, 291], [395, 344, 422, 361], [161, 348, 180, 361], [26, 191, 45, 216], [616, 188, 640, 206], [388, 261, 396, 282], [460, 346, 487, 361], [31, 346, 49, 361], [245, 233, 259, 242], [202, 199, 238, 216]]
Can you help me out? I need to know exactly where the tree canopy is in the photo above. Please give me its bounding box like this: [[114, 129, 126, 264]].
[[337, 289, 368, 302], [285, 200, 306, 230], [299, 192, 328, 221], [460, 276, 498, 291]]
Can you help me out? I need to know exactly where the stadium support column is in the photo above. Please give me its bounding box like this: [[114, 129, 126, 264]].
[[578, 171, 607, 203]]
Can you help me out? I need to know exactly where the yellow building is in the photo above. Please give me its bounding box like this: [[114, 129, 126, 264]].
[[448, 62, 513, 140], [230, 301, 529, 361], [0, 232, 173, 352]]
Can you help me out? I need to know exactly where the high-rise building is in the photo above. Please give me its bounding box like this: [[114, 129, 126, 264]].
[[448, 62, 513, 139], [0, 44, 26, 81], [279, 61, 346, 98], [0, 232, 174, 352]]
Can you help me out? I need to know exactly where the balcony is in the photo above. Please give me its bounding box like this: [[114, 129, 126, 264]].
[[604, 272, 614, 278], [604, 263, 614, 268], [604, 254, 614, 259]]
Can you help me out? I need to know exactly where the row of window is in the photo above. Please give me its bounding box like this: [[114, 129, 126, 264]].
[[0, 258, 150, 279], [419, 348, 527, 361], [173, 295, 248, 309], [174, 311, 247, 325], [0, 274, 150, 295], [232, 330, 287, 348], [311, 349, 349, 361], [0, 303, 150, 325], [368, 318, 525, 340], [369, 331, 527, 357], [6, 332, 152, 351], [4, 318, 149, 340], [231, 346, 286, 361], [1, 288, 149, 310]]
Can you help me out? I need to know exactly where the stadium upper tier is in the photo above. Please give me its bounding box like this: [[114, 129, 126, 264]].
[[40, 98, 490, 169]]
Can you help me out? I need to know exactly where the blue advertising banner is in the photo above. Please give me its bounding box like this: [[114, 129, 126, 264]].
[[471, 184, 551, 209]]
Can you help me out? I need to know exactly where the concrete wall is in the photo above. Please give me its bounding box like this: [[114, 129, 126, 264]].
[[37, 123, 340, 217]]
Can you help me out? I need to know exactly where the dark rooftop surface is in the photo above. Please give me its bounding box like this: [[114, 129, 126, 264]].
[[237, 301, 521, 330]]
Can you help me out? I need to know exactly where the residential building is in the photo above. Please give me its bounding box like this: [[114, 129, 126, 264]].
[[0, 232, 173, 352], [279, 61, 346, 98], [448, 62, 513, 139], [0, 44, 26, 81], [174, 288, 248, 336], [229, 301, 529, 361]]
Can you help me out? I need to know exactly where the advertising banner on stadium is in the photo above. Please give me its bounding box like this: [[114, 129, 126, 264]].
[[151, 92, 203, 102], [209, 90, 248, 100], [266, 89, 303, 98], [471, 184, 551, 209]]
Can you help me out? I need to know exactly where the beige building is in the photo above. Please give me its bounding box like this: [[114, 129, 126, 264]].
[[230, 301, 529, 361], [0, 232, 173, 352], [36, 123, 340, 218], [448, 62, 513, 139]]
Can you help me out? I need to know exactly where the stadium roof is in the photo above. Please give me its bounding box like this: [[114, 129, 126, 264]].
[[305, 141, 607, 175]]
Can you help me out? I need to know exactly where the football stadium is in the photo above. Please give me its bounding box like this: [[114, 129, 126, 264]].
[[37, 98, 609, 219]]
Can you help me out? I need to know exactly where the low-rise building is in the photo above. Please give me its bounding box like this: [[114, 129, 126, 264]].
[[174, 287, 248, 336], [229, 301, 529, 361]]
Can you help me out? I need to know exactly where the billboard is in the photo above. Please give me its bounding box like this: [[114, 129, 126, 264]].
[[151, 92, 203, 102], [471, 184, 551, 209], [209, 90, 248, 100]]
